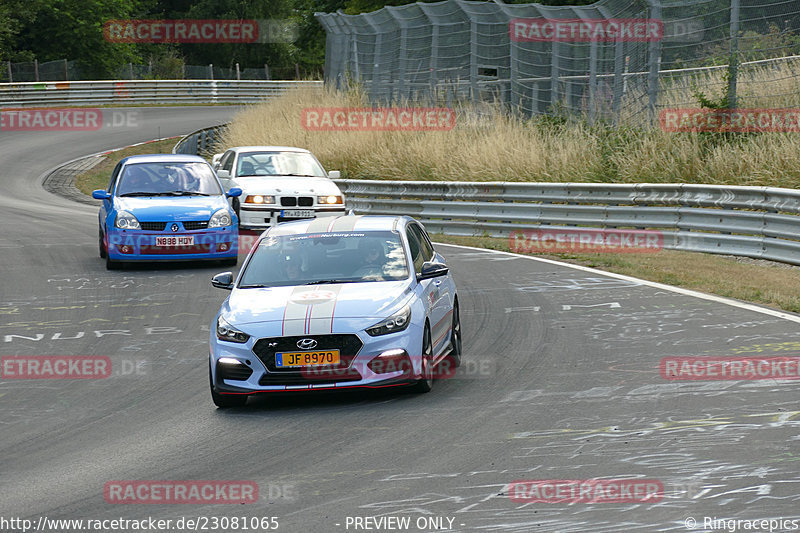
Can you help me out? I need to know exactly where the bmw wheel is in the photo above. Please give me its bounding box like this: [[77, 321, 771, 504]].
[[413, 323, 434, 393], [209, 363, 248, 408]]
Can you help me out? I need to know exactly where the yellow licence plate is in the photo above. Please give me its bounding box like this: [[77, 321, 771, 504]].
[[276, 350, 340, 368]]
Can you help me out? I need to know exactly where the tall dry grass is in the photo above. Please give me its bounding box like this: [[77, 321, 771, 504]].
[[220, 60, 800, 188]]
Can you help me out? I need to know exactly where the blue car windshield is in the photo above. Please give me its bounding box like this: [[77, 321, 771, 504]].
[[117, 162, 222, 196], [239, 231, 409, 287]]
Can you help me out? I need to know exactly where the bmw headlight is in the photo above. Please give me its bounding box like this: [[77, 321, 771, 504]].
[[244, 195, 275, 204], [216, 316, 250, 343], [115, 210, 141, 230], [209, 208, 233, 228], [366, 305, 411, 337], [317, 195, 343, 205]]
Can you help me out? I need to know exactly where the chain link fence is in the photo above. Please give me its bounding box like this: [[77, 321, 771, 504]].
[[1, 59, 306, 83], [316, 0, 800, 126]]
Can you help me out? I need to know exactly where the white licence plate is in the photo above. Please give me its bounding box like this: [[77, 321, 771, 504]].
[[155, 236, 194, 247], [280, 209, 315, 218]]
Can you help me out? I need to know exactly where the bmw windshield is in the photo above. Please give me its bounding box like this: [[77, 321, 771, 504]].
[[236, 151, 326, 177], [239, 231, 409, 287], [116, 162, 223, 197]]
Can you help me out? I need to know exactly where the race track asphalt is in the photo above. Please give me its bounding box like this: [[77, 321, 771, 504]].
[[1, 106, 798, 532]]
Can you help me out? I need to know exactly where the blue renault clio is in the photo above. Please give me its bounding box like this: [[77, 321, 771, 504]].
[[93, 154, 242, 270]]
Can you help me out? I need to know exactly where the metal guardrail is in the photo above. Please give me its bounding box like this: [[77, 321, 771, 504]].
[[334, 180, 800, 266], [0, 79, 321, 107], [173, 124, 227, 156], [175, 124, 800, 266]]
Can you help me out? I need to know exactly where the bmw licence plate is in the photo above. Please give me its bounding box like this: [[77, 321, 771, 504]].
[[276, 350, 340, 367], [156, 236, 194, 247], [280, 209, 315, 219]]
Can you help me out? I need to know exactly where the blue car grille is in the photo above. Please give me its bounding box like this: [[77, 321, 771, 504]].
[[138, 221, 209, 231], [253, 334, 364, 385], [140, 222, 166, 231]]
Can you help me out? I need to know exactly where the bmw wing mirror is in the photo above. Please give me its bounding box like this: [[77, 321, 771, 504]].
[[92, 189, 111, 200], [417, 261, 449, 281], [217, 169, 231, 179], [211, 272, 234, 290], [328, 170, 341, 179], [226, 187, 242, 198]]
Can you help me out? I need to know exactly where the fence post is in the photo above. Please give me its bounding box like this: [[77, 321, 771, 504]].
[[7, 61, 12, 83], [588, 40, 598, 124], [727, 0, 740, 109], [429, 23, 439, 103], [208, 64, 214, 80], [64, 59, 69, 81], [550, 41, 560, 111], [264, 63, 270, 80], [469, 20, 478, 99], [647, 0, 663, 125], [34, 59, 39, 82], [295, 63, 300, 79], [612, 39, 625, 126], [129, 62, 134, 79], [236, 63, 240, 80]]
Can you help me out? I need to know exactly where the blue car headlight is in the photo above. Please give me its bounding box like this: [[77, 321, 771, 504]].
[[216, 316, 250, 343], [209, 208, 233, 228], [115, 210, 141, 230], [366, 305, 411, 337]]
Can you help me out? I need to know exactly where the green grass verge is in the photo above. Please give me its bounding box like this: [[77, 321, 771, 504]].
[[75, 138, 179, 195]]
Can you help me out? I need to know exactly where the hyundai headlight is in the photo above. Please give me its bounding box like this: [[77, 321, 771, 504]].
[[115, 210, 141, 230], [216, 316, 250, 343], [209, 208, 233, 228], [366, 305, 411, 337]]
